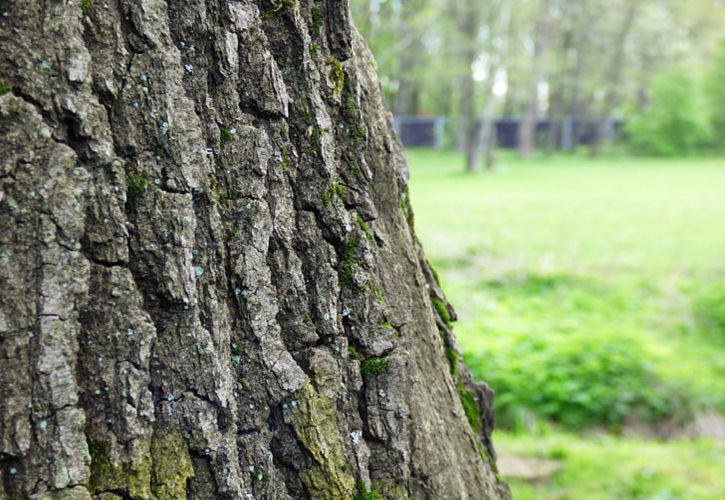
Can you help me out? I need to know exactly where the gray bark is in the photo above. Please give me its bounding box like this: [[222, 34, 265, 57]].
[[0, 1, 507, 499]]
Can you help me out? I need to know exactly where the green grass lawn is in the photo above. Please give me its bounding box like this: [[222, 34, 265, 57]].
[[406, 149, 725, 498]]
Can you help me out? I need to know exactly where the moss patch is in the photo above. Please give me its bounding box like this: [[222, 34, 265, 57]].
[[445, 347, 459, 378], [326, 57, 345, 98], [340, 235, 361, 287], [88, 430, 193, 499], [458, 384, 482, 434], [432, 297, 452, 328], [290, 381, 356, 498], [126, 172, 149, 199], [361, 357, 389, 378], [356, 214, 373, 242], [348, 345, 360, 360], [354, 480, 383, 500], [220, 127, 232, 146], [263, 0, 299, 17], [88, 438, 152, 498], [151, 430, 194, 500], [310, 7, 323, 38], [0, 82, 10, 95], [321, 182, 347, 207]]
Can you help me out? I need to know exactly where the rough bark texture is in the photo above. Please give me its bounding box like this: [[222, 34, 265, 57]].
[[0, 1, 508, 498]]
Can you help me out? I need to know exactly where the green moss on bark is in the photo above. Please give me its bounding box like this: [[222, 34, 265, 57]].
[[151, 430, 194, 499], [290, 381, 355, 499], [361, 357, 389, 378], [88, 438, 152, 498], [432, 297, 452, 328], [87, 430, 193, 499]]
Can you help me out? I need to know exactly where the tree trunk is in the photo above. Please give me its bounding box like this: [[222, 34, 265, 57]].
[[590, 1, 637, 156], [0, 1, 507, 499], [458, 0, 481, 173], [393, 0, 426, 116], [518, 0, 550, 158]]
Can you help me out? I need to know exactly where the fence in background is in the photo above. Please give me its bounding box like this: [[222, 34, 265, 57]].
[[392, 116, 624, 150]]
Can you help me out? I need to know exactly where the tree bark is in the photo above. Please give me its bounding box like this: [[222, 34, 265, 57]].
[[0, 1, 507, 499]]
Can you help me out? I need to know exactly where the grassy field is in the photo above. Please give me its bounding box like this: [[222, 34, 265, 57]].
[[406, 149, 725, 498]]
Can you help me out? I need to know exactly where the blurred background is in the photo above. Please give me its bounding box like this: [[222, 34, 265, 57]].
[[350, 0, 725, 497]]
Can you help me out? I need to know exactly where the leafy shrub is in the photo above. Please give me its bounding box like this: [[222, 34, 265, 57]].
[[705, 39, 725, 150], [692, 282, 725, 340], [465, 331, 683, 429], [626, 69, 712, 156]]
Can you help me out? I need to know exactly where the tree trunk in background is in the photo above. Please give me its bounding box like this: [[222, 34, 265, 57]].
[[0, 1, 508, 499], [590, 2, 637, 156], [467, 0, 512, 172], [458, 0, 481, 172], [468, 91, 499, 172], [518, 0, 550, 158], [393, 0, 426, 116]]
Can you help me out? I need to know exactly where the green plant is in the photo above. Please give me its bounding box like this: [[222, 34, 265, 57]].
[[706, 39, 725, 149], [626, 68, 712, 156], [80, 0, 91, 13], [0, 82, 10, 95], [465, 330, 683, 429], [692, 282, 725, 339]]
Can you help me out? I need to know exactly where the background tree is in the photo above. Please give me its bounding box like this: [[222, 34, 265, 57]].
[[351, 0, 725, 164], [0, 1, 508, 498]]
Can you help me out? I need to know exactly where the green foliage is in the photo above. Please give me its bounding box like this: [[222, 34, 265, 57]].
[[692, 282, 725, 340], [361, 357, 389, 378], [465, 325, 682, 428], [0, 82, 10, 95], [408, 149, 725, 432], [705, 39, 725, 148], [626, 69, 712, 156], [80, 0, 91, 13], [126, 172, 149, 198]]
